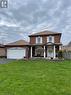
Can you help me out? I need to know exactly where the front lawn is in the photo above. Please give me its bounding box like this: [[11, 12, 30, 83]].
[[0, 59, 71, 95]]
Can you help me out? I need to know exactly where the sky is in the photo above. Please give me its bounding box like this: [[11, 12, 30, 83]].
[[0, 0, 71, 45]]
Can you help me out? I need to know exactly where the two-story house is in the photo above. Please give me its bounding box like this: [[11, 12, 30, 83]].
[[4, 30, 62, 59], [29, 30, 62, 59]]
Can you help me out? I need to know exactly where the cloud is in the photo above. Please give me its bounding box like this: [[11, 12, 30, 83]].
[[0, 0, 71, 45], [0, 20, 19, 27]]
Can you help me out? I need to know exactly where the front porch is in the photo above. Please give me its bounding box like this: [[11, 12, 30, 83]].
[[30, 44, 62, 59]]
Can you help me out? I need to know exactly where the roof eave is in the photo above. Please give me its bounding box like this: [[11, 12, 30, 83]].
[[29, 33, 62, 37]]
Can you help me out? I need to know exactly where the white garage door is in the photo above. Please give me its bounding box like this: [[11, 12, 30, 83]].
[[7, 48, 26, 59]]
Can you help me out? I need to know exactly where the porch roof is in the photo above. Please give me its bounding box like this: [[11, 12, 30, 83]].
[[28, 43, 62, 46]]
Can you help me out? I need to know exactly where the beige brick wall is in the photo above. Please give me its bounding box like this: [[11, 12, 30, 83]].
[[0, 48, 5, 56]]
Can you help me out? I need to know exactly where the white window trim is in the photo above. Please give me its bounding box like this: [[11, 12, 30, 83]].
[[47, 36, 54, 43], [36, 36, 42, 44]]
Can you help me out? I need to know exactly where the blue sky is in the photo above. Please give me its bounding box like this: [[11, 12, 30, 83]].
[[0, 0, 71, 45]]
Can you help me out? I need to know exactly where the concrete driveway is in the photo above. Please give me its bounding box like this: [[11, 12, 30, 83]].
[[0, 58, 15, 64]]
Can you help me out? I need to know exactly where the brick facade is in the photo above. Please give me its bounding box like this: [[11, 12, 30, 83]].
[[29, 34, 61, 44]]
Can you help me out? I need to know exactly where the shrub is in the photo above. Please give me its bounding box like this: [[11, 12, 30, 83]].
[[58, 50, 63, 59]]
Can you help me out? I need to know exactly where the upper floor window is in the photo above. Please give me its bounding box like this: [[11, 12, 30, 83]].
[[36, 36, 42, 44], [47, 36, 54, 43], [49, 36, 52, 42]]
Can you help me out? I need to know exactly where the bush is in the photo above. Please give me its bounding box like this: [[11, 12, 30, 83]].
[[58, 50, 63, 59]]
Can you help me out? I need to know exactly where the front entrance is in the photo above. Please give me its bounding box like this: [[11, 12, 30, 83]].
[[34, 46, 44, 57], [30, 45, 57, 59], [47, 46, 54, 58]]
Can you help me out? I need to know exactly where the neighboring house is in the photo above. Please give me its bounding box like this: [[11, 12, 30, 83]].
[[62, 46, 71, 51], [29, 30, 62, 59], [5, 40, 29, 59], [62, 42, 71, 59], [62, 41, 71, 51], [2, 30, 62, 59], [0, 44, 6, 57]]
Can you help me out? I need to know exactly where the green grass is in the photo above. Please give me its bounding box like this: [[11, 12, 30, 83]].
[[0, 59, 71, 95]]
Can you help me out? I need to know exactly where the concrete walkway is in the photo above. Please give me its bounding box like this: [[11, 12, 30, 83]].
[[0, 58, 14, 64]]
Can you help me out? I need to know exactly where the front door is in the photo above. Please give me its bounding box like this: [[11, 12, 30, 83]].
[[47, 46, 54, 58], [35, 46, 44, 57]]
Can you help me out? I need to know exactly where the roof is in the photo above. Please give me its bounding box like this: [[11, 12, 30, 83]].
[[28, 43, 62, 46], [5, 40, 29, 46], [29, 30, 61, 37], [62, 46, 71, 51], [62, 41, 71, 51], [68, 41, 71, 46], [0, 44, 4, 47]]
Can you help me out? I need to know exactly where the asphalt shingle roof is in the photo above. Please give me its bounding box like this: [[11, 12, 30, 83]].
[[29, 30, 61, 37]]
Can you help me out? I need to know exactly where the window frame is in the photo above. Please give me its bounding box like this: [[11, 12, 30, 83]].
[[47, 36, 54, 43], [36, 36, 42, 44]]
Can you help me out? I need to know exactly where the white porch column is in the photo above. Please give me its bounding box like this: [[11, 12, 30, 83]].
[[59, 45, 62, 50], [53, 45, 56, 59], [44, 46, 46, 58], [31, 46, 32, 58]]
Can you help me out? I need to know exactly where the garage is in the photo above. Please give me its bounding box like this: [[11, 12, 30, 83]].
[[7, 47, 26, 59]]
